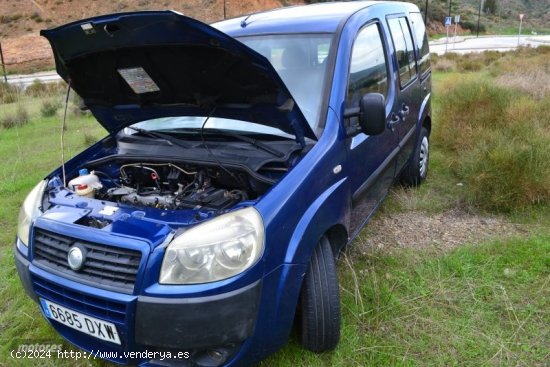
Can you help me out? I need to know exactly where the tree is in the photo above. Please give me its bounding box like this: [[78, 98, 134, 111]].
[[484, 0, 498, 15]]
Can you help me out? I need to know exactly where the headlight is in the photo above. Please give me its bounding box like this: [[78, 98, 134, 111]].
[[17, 180, 47, 249], [160, 207, 264, 284]]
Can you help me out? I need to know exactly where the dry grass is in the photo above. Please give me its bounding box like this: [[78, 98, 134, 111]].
[[432, 57, 456, 72], [494, 50, 550, 99], [0, 104, 29, 129], [434, 50, 550, 212]]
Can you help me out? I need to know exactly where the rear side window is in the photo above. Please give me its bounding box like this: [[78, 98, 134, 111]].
[[346, 23, 388, 108], [409, 12, 430, 77], [387, 17, 417, 87]]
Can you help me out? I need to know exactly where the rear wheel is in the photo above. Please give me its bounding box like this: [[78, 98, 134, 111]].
[[298, 236, 340, 352], [401, 127, 429, 187]]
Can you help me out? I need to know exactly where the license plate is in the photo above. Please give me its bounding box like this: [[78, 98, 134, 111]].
[[40, 298, 121, 345]]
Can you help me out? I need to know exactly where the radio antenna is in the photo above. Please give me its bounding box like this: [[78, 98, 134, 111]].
[[61, 80, 71, 187]]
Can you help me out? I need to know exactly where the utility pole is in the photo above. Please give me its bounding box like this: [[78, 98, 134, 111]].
[[476, 0, 483, 37], [0, 41, 7, 83], [448, 0, 452, 18], [223, 0, 226, 20]]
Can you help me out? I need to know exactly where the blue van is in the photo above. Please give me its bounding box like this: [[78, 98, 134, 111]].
[[15, 1, 431, 365]]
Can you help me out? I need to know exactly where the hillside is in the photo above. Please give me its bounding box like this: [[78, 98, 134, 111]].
[[0, 0, 300, 73], [1, 0, 549, 74], [406, 0, 550, 34]]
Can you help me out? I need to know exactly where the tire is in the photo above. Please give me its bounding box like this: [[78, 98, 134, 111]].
[[401, 126, 429, 187], [298, 236, 340, 353]]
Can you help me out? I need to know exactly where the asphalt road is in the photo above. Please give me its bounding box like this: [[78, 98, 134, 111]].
[[429, 34, 550, 55], [3, 35, 550, 87]]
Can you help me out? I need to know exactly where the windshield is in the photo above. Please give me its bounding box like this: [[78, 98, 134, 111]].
[[239, 34, 333, 130], [130, 33, 333, 136], [129, 116, 294, 138]]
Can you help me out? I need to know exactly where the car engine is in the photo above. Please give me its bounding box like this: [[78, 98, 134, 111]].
[[89, 163, 250, 211]]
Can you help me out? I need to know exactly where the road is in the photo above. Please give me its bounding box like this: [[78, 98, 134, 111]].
[[429, 34, 550, 55], [4, 35, 550, 87], [4, 70, 61, 89]]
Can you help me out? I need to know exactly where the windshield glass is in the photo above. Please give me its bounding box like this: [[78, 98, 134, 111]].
[[130, 33, 333, 136], [239, 34, 332, 129], [129, 116, 295, 138]]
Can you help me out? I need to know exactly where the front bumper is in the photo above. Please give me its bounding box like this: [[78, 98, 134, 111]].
[[136, 281, 260, 350], [15, 241, 261, 366]]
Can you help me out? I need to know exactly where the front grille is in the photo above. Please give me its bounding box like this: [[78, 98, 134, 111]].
[[33, 229, 142, 293], [32, 276, 127, 324]]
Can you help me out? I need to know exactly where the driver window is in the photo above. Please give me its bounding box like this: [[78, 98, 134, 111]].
[[346, 23, 388, 108]]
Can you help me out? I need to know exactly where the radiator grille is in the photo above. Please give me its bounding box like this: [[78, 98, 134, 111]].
[[33, 229, 141, 293]]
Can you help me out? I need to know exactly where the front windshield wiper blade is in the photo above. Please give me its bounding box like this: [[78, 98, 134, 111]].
[[205, 128, 285, 158], [129, 127, 190, 149]]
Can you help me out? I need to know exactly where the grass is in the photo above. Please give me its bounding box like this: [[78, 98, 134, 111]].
[[432, 47, 550, 212], [0, 93, 106, 366], [263, 237, 550, 366], [1, 49, 550, 366]]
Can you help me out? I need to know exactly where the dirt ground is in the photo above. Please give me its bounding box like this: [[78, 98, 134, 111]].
[[359, 208, 530, 252]]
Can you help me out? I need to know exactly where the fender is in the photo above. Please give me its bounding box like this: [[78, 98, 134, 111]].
[[284, 176, 349, 265], [406, 90, 431, 154], [418, 91, 431, 129]]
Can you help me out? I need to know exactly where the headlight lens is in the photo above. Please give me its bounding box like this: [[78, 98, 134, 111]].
[[160, 207, 264, 284], [17, 180, 47, 248]]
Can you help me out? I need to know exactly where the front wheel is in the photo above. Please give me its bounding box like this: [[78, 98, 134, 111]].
[[298, 236, 340, 352], [401, 127, 429, 187]]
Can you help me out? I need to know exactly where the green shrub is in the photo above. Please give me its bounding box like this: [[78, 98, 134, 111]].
[[1, 105, 30, 129], [40, 99, 61, 117], [83, 132, 97, 146], [461, 21, 486, 34], [457, 58, 484, 72]]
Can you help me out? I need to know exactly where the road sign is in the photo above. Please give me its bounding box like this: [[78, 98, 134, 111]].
[[455, 15, 460, 23], [518, 14, 524, 46], [445, 16, 452, 27]]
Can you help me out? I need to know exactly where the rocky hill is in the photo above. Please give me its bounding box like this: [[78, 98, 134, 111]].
[[0, 0, 300, 73]]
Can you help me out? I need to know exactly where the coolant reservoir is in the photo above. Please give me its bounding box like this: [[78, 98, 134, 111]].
[[75, 184, 95, 198], [68, 169, 102, 197]]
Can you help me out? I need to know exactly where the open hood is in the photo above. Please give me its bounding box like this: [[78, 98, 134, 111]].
[[41, 11, 316, 141]]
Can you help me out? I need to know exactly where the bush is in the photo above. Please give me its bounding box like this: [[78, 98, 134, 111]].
[[25, 80, 49, 97], [432, 51, 505, 73], [1, 105, 30, 129], [40, 99, 61, 117], [26, 80, 67, 98], [461, 21, 486, 34], [435, 78, 550, 212], [0, 82, 22, 104]]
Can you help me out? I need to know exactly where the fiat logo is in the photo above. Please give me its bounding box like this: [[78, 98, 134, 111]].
[[67, 245, 86, 271]]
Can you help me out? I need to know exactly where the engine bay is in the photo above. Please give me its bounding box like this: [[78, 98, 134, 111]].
[[102, 162, 249, 210], [62, 154, 293, 214]]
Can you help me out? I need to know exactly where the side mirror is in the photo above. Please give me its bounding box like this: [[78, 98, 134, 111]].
[[344, 93, 386, 137], [358, 93, 386, 136]]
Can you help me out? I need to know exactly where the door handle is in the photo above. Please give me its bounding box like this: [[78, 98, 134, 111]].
[[388, 113, 400, 131], [399, 103, 410, 119]]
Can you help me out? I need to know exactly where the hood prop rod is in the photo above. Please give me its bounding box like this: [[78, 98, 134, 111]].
[[60, 80, 71, 187]]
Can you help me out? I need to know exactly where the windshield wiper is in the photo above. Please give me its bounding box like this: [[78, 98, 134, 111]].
[[204, 128, 285, 158], [129, 127, 190, 149]]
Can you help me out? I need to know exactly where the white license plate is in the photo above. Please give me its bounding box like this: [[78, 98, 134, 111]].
[[40, 298, 121, 345]]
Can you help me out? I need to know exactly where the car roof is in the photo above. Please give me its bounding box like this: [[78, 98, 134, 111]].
[[213, 1, 415, 36]]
